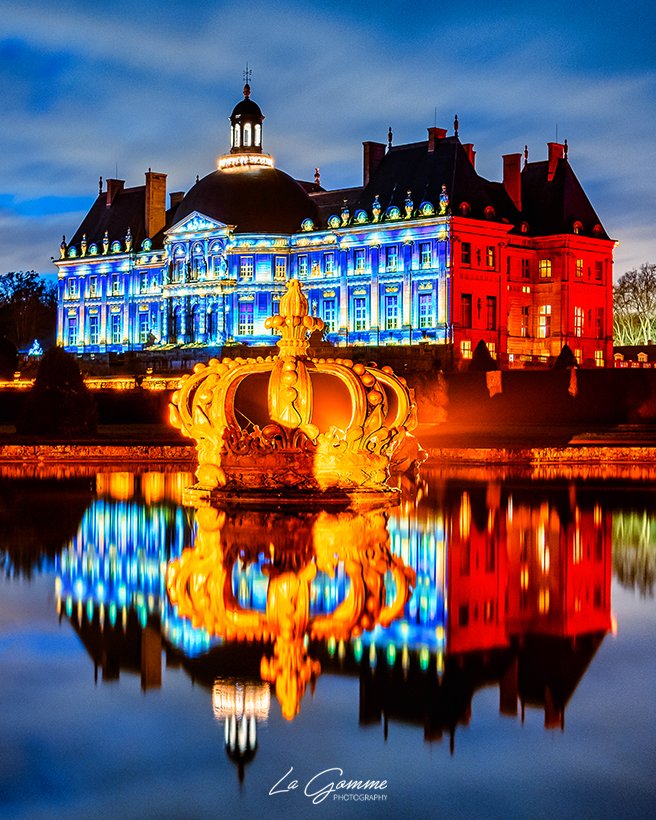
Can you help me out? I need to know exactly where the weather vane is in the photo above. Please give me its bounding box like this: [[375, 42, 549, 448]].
[[243, 63, 252, 85]]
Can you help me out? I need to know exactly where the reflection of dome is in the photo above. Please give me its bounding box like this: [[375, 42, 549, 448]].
[[173, 168, 318, 234], [213, 678, 270, 783]]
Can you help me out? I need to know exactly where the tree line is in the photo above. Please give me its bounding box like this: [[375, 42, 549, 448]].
[[0, 271, 57, 350], [614, 262, 656, 346]]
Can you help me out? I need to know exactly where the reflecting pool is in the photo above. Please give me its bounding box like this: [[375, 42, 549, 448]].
[[1, 466, 655, 818]]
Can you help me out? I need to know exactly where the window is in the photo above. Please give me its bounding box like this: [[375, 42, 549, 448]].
[[243, 122, 252, 147], [596, 308, 604, 339], [486, 296, 497, 330], [539, 259, 552, 279], [324, 252, 335, 275], [191, 254, 205, 280], [254, 123, 261, 147], [458, 604, 469, 627], [240, 256, 254, 280], [274, 256, 287, 281], [460, 340, 472, 359], [595, 261, 603, 282], [89, 276, 98, 297], [574, 306, 584, 337], [354, 297, 367, 331], [461, 242, 471, 265], [234, 125, 241, 148], [488, 341, 496, 358], [111, 274, 121, 295], [521, 258, 530, 279], [385, 245, 398, 271], [298, 255, 308, 278], [418, 293, 432, 327], [172, 259, 184, 283], [461, 294, 472, 328], [323, 299, 336, 332], [68, 278, 78, 298], [520, 305, 529, 338], [538, 304, 552, 338], [111, 313, 122, 344], [595, 350, 604, 367], [420, 242, 432, 269], [140, 273, 149, 293], [139, 312, 149, 343], [385, 295, 399, 330], [238, 302, 254, 335], [89, 315, 99, 345], [67, 316, 77, 345], [486, 245, 496, 268], [354, 248, 366, 272], [576, 258, 584, 278]]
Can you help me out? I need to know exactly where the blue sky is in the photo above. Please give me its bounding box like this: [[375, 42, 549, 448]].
[[0, 0, 654, 277]]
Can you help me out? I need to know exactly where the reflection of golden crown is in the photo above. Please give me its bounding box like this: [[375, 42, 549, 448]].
[[170, 279, 418, 500]]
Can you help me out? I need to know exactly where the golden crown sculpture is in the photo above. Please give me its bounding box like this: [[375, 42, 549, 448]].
[[170, 279, 419, 502], [166, 506, 415, 719]]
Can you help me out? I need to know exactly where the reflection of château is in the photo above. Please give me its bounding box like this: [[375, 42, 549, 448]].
[[56, 471, 612, 758]]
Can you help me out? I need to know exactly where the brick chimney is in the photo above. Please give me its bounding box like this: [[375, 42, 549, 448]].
[[106, 178, 125, 207], [145, 170, 167, 238], [502, 153, 522, 210], [363, 141, 386, 186], [547, 142, 564, 182], [427, 127, 447, 152], [463, 143, 476, 168], [169, 191, 184, 210]]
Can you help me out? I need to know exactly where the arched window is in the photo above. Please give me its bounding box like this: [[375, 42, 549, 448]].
[[234, 125, 241, 148], [254, 124, 261, 147], [243, 123, 252, 147], [230, 125, 234, 148]]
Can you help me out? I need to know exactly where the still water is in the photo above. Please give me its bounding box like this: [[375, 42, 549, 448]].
[[1, 465, 655, 819]]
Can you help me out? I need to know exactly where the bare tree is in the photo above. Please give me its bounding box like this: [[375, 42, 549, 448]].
[[614, 262, 656, 345]]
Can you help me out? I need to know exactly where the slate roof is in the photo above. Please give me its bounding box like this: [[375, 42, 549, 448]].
[[69, 186, 150, 250]]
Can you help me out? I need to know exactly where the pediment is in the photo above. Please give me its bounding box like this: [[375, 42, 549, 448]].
[[166, 211, 230, 236]]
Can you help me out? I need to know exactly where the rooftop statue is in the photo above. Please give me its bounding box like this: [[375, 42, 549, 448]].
[[170, 279, 420, 504]]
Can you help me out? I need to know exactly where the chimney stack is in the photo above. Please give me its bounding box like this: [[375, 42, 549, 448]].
[[363, 141, 386, 187], [145, 171, 167, 238], [547, 142, 565, 182], [427, 127, 447, 152], [502, 153, 522, 210], [169, 191, 184, 210], [106, 178, 125, 207], [463, 143, 476, 168]]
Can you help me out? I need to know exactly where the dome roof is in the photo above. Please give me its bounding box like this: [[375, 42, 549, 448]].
[[173, 167, 318, 234], [230, 97, 263, 123]]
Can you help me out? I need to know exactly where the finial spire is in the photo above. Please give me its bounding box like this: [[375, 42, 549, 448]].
[[98, 176, 103, 196], [387, 126, 393, 151], [454, 113, 459, 137], [314, 167, 321, 186], [523, 144, 529, 167], [243, 63, 252, 97], [564, 138, 568, 160]]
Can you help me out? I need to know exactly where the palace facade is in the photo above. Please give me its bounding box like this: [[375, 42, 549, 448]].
[[56, 84, 614, 368]]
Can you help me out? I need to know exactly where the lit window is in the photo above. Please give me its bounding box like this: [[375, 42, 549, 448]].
[[274, 256, 287, 281], [576, 258, 584, 277], [574, 306, 584, 337], [539, 259, 552, 278], [111, 313, 122, 344], [418, 293, 432, 327], [520, 305, 529, 337], [323, 299, 336, 332], [486, 246, 496, 268], [461, 242, 471, 265], [68, 278, 78, 297], [488, 341, 496, 358], [460, 339, 472, 359], [234, 125, 241, 148], [89, 276, 98, 297], [486, 295, 497, 330], [354, 297, 367, 331], [385, 245, 398, 271], [298, 255, 308, 277], [230, 125, 234, 148], [140, 273, 149, 293], [595, 349, 604, 367], [385, 295, 398, 329], [574, 348, 582, 362], [240, 256, 254, 280], [521, 258, 530, 279], [67, 316, 77, 345], [111, 274, 121, 295], [254, 124, 261, 147], [420, 242, 432, 269], [243, 123, 252, 147], [538, 304, 552, 337], [354, 248, 366, 271], [324, 252, 335, 274], [89, 315, 99, 345], [238, 302, 254, 335], [461, 294, 472, 328]]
